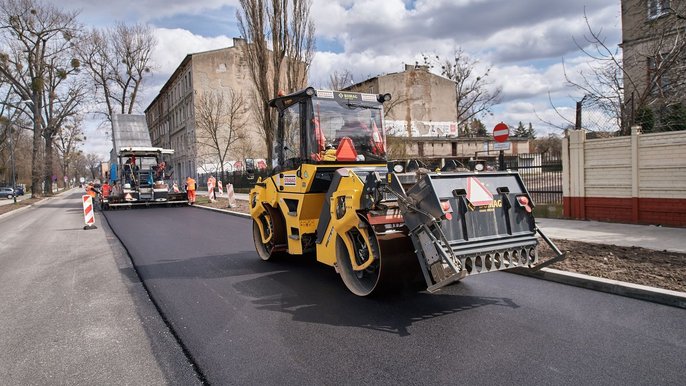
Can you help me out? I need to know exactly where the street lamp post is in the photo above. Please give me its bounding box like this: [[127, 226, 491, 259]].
[[9, 124, 17, 204]]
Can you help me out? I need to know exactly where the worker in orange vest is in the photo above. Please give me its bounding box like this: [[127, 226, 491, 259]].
[[86, 182, 97, 199], [185, 176, 196, 205], [101, 181, 112, 198]]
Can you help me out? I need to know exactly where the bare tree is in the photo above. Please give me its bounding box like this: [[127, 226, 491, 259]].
[[195, 90, 247, 181], [328, 69, 354, 90], [40, 53, 88, 193], [77, 22, 156, 123], [423, 49, 502, 127], [0, 0, 81, 197], [0, 100, 31, 186], [285, 0, 314, 91], [0, 88, 23, 157], [232, 135, 257, 162], [69, 149, 86, 183], [566, 4, 686, 135], [54, 114, 84, 187], [237, 0, 315, 165], [532, 133, 562, 155], [85, 152, 101, 180]]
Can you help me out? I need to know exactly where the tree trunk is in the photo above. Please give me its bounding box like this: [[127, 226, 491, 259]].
[[31, 106, 42, 199], [43, 131, 54, 195], [264, 102, 273, 165]]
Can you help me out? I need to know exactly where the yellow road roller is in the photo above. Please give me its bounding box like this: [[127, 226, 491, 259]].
[[250, 87, 563, 296]]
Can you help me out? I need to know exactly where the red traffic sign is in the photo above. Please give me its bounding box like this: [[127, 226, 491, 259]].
[[493, 122, 509, 143]]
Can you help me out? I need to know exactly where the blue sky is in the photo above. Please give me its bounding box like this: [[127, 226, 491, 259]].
[[62, 0, 622, 158]]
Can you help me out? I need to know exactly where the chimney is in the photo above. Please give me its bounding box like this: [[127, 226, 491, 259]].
[[405, 63, 429, 72]]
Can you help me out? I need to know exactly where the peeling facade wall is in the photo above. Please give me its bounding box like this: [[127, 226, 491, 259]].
[[145, 38, 266, 183], [348, 64, 458, 138], [190, 40, 266, 172], [346, 65, 528, 158]]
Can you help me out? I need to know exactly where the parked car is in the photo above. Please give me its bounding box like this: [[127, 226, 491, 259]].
[[0, 187, 15, 199], [13, 186, 24, 196]]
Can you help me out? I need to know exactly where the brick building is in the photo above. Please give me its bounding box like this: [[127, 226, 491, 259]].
[[144, 38, 268, 183], [344, 64, 529, 161], [621, 0, 686, 129]]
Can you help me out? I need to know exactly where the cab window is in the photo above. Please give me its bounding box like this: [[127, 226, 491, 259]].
[[277, 102, 302, 169]]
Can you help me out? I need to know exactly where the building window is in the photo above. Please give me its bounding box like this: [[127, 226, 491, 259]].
[[647, 55, 671, 96], [418, 142, 424, 157], [648, 0, 670, 19], [451, 142, 457, 156]]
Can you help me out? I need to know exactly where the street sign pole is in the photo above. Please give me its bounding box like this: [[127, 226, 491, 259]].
[[492, 123, 510, 171]]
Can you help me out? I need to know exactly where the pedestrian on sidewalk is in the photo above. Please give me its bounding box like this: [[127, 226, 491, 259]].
[[185, 176, 196, 205]]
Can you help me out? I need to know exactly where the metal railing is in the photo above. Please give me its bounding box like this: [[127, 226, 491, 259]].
[[504, 153, 562, 204]]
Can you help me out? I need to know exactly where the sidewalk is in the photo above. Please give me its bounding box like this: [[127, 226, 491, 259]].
[[0, 190, 199, 384], [536, 218, 686, 254]]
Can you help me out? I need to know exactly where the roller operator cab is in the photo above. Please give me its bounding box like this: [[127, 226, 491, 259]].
[[250, 87, 564, 296]]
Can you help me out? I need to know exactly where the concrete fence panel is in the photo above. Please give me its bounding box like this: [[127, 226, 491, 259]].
[[563, 127, 686, 226]]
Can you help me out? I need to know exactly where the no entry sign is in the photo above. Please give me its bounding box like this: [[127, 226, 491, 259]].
[[493, 123, 509, 143]]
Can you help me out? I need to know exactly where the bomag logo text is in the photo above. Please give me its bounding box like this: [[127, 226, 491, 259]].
[[338, 93, 359, 100], [468, 199, 503, 212]]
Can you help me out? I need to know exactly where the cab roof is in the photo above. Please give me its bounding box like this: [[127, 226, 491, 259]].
[[269, 87, 389, 111], [118, 147, 174, 157]]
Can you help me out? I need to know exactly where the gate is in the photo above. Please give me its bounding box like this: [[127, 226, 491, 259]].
[[505, 153, 562, 204]]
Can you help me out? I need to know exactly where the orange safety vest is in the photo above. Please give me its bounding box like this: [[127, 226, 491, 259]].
[[186, 177, 196, 191], [101, 184, 112, 197]]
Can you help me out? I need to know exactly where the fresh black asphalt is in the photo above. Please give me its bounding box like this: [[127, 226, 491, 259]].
[[104, 206, 686, 385]]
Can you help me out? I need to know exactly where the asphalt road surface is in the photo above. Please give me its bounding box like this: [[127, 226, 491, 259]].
[[104, 207, 686, 385]]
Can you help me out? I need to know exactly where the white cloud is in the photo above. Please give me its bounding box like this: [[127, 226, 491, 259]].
[[71, 0, 623, 156], [69, 0, 239, 25], [79, 28, 234, 159], [152, 28, 234, 75]]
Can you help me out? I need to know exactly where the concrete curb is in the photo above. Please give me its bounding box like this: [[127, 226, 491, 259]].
[[193, 204, 251, 218], [512, 268, 686, 309], [0, 203, 33, 219], [0, 188, 84, 220], [194, 203, 686, 309]]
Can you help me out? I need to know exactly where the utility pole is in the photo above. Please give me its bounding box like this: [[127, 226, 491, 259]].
[[10, 124, 17, 204]]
